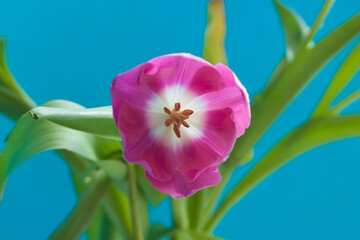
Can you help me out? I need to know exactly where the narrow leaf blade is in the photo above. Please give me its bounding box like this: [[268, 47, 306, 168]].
[[274, 0, 310, 60], [29, 106, 121, 139], [314, 42, 360, 116], [203, 0, 227, 65]]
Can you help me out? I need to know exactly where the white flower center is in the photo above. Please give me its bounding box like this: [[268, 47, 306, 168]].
[[146, 84, 206, 148]]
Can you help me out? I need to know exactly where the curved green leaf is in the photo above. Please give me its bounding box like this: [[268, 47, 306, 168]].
[[0, 86, 33, 120], [28, 106, 121, 139], [0, 38, 35, 109], [203, 0, 227, 65], [230, 11, 360, 165], [0, 100, 122, 185], [0, 38, 16, 91], [274, 0, 311, 60]]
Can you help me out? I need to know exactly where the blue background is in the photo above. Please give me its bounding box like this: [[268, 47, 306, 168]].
[[0, 0, 360, 239]]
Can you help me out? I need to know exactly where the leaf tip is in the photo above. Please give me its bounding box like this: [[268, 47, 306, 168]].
[[27, 111, 39, 120]]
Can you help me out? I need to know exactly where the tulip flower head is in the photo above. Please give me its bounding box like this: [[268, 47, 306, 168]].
[[111, 53, 250, 198]]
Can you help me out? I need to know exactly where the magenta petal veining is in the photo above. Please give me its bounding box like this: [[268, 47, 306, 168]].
[[110, 53, 251, 198]]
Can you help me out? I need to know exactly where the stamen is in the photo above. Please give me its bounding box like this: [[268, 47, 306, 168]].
[[173, 125, 181, 138], [165, 119, 172, 127], [182, 121, 190, 128], [163, 102, 194, 138], [164, 107, 171, 114], [174, 102, 181, 111], [181, 109, 193, 115]]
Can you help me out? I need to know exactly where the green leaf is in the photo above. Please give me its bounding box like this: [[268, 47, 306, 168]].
[[314, 42, 360, 116], [86, 208, 106, 240], [229, 11, 360, 165], [0, 100, 122, 185], [171, 229, 224, 240], [98, 160, 166, 206], [103, 185, 133, 239], [136, 166, 167, 206], [28, 105, 121, 139], [0, 176, 6, 203], [203, 0, 227, 65], [274, 0, 311, 60], [0, 38, 16, 91], [0, 38, 35, 110], [149, 225, 169, 240], [48, 170, 111, 240], [207, 114, 360, 231], [97, 160, 128, 192], [0, 86, 33, 120]]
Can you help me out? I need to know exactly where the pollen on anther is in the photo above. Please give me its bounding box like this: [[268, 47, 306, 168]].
[[173, 125, 181, 138], [165, 119, 172, 127], [164, 107, 171, 114], [174, 102, 181, 111], [182, 121, 190, 128], [182, 109, 193, 115]]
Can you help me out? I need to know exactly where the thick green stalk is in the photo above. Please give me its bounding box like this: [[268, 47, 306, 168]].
[[171, 197, 189, 240], [187, 190, 206, 229], [103, 185, 133, 239], [48, 170, 111, 240], [128, 163, 144, 240], [172, 198, 189, 230]]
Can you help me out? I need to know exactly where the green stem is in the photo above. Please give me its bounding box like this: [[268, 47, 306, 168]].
[[48, 170, 111, 240], [171, 198, 189, 229], [198, 167, 232, 230], [171, 198, 189, 240], [332, 89, 360, 114], [103, 185, 133, 240], [128, 163, 144, 240], [187, 190, 206, 229], [300, 0, 335, 50]]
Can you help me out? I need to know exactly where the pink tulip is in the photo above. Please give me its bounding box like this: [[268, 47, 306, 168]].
[[111, 53, 250, 198]]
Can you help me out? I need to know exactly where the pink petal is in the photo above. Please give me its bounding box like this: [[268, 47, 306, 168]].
[[177, 108, 236, 175], [144, 108, 236, 198], [193, 64, 251, 137], [145, 166, 221, 198], [138, 54, 224, 96], [187, 65, 225, 95], [111, 65, 155, 125]]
